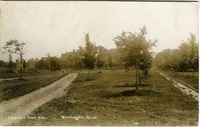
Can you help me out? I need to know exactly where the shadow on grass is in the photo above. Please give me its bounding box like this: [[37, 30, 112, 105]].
[[114, 83, 133, 88], [100, 89, 162, 99], [114, 83, 150, 88]]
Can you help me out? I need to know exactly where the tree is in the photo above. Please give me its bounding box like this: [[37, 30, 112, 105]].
[[26, 58, 37, 71], [154, 33, 198, 78], [107, 48, 121, 69], [188, 33, 198, 77], [96, 58, 104, 71], [96, 46, 108, 71], [82, 33, 97, 72], [178, 42, 191, 73], [49, 57, 60, 71], [113, 26, 156, 91], [107, 56, 114, 69], [35, 57, 61, 71], [36, 59, 46, 70], [0, 60, 6, 68], [2, 40, 16, 73], [7, 55, 16, 73], [3, 40, 26, 79]]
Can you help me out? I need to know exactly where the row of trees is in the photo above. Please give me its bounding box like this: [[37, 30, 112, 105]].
[[35, 57, 61, 71], [0, 57, 61, 72], [60, 26, 156, 90], [60, 37, 119, 71], [154, 33, 198, 73], [0, 59, 26, 72], [2, 26, 156, 85], [82, 33, 120, 71], [61, 26, 156, 72], [1, 40, 61, 79]]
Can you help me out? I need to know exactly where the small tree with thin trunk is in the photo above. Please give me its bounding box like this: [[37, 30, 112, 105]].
[[3, 40, 26, 79], [113, 26, 156, 91]]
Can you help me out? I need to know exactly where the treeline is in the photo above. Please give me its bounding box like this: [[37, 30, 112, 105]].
[[0, 56, 61, 73], [59, 36, 120, 71], [0, 59, 26, 73], [60, 46, 119, 70], [0, 45, 119, 73], [1, 26, 156, 77], [154, 33, 198, 72], [60, 26, 156, 75]]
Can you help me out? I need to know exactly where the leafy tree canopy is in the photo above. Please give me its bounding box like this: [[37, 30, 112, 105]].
[[113, 26, 156, 71]]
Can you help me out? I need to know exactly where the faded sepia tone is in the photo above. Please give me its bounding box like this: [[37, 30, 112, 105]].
[[0, 1, 198, 126]]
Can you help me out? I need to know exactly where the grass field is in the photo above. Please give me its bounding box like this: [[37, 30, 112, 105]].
[[163, 71, 199, 90], [0, 69, 47, 79], [15, 69, 198, 126], [0, 70, 74, 102]]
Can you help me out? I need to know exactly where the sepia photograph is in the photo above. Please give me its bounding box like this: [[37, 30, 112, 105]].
[[0, 1, 199, 126]]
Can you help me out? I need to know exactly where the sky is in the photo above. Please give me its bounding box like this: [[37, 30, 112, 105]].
[[0, 1, 198, 61]]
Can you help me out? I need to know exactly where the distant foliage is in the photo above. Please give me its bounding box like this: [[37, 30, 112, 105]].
[[96, 46, 110, 70], [7, 61, 16, 73], [0, 60, 7, 68], [154, 33, 198, 72], [36, 57, 60, 71]]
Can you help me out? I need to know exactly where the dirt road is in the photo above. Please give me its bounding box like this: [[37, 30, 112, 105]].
[[0, 73, 78, 126], [158, 71, 198, 101]]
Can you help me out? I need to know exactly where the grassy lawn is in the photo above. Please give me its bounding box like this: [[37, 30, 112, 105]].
[[15, 70, 198, 126], [0, 70, 74, 102], [162, 71, 199, 90], [0, 69, 46, 79]]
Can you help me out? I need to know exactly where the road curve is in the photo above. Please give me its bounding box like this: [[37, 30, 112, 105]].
[[0, 73, 78, 126]]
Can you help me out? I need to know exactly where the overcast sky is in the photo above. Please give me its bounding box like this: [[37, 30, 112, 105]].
[[0, 1, 198, 61]]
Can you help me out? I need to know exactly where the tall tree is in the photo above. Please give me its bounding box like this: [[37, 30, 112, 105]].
[[114, 26, 156, 91], [83, 33, 97, 71], [96, 46, 108, 71], [188, 33, 198, 77], [7, 54, 16, 73], [2, 40, 16, 73]]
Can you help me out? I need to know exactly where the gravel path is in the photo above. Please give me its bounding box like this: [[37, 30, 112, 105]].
[[0, 73, 78, 125], [158, 71, 198, 101]]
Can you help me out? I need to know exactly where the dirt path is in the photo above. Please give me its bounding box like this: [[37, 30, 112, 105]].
[[158, 71, 198, 101], [0, 73, 78, 126]]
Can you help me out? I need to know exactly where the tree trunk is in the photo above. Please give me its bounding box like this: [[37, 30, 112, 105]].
[[20, 53, 23, 80], [193, 65, 195, 78], [138, 68, 141, 86], [135, 62, 138, 91]]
